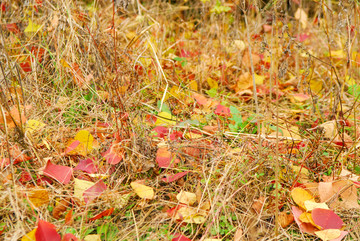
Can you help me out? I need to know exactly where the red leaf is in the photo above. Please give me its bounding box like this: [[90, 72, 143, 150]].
[[311, 208, 344, 230], [62, 233, 79, 241], [296, 34, 310, 42], [214, 104, 230, 117], [291, 206, 317, 234], [65, 209, 73, 225], [162, 171, 189, 183], [19, 171, 32, 184], [83, 180, 107, 204], [152, 126, 168, 138], [1, 3, 7, 12], [65, 140, 80, 154], [156, 147, 180, 168], [35, 220, 61, 241], [74, 158, 98, 174], [172, 233, 192, 241], [31, 46, 46, 63], [43, 160, 73, 184], [102, 143, 124, 165], [170, 131, 183, 140], [88, 208, 114, 221], [6, 23, 20, 34], [20, 61, 32, 73]]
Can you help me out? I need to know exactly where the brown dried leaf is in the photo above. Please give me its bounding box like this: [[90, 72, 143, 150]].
[[278, 212, 294, 228], [252, 196, 265, 214], [52, 198, 70, 219]]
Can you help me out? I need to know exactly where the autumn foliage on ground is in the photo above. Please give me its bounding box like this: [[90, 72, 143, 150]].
[[1, 0, 360, 240]]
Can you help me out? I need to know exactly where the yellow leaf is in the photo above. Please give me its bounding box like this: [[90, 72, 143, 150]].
[[315, 229, 341, 241], [310, 79, 323, 93], [155, 112, 176, 126], [330, 50, 346, 59], [304, 200, 329, 211], [291, 187, 314, 209], [26, 119, 46, 133], [74, 178, 95, 202], [60, 59, 70, 68], [28, 188, 50, 208], [130, 182, 154, 199], [24, 19, 42, 33], [207, 77, 218, 89], [168, 86, 187, 100], [189, 80, 198, 91], [176, 191, 197, 205], [345, 75, 356, 85], [299, 212, 313, 223], [176, 206, 207, 224], [84, 234, 101, 241], [21, 228, 37, 241], [67, 130, 94, 156], [254, 73, 265, 85]]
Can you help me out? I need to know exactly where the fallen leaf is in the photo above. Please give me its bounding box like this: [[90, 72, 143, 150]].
[[74, 178, 95, 202], [314, 229, 341, 241], [293, 93, 311, 102], [83, 180, 107, 204], [35, 220, 61, 241], [62, 233, 80, 241], [26, 119, 46, 133], [162, 171, 189, 183], [66, 130, 94, 156], [74, 158, 98, 174], [176, 191, 197, 205], [52, 198, 70, 220], [291, 187, 314, 209], [292, 206, 317, 234], [130, 181, 154, 199], [155, 112, 177, 126], [156, 147, 180, 168], [233, 227, 244, 241], [252, 196, 265, 214], [172, 234, 192, 241], [234, 72, 253, 92], [102, 143, 124, 165], [84, 234, 101, 241], [304, 200, 329, 211], [311, 208, 343, 230], [21, 228, 37, 241], [24, 19, 42, 33], [28, 188, 50, 208], [88, 208, 114, 221], [175, 206, 207, 224], [214, 104, 231, 117], [278, 211, 294, 228], [43, 160, 72, 184]]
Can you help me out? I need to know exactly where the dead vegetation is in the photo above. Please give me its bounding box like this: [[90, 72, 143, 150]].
[[1, 0, 360, 240]]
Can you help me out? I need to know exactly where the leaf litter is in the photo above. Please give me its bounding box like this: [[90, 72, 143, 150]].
[[0, 1, 360, 240]]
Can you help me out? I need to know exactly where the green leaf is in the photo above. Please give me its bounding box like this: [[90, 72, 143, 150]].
[[157, 101, 171, 114], [348, 84, 360, 97], [173, 57, 187, 67], [206, 88, 217, 98]]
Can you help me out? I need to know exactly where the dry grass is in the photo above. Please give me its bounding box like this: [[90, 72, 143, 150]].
[[1, 0, 360, 240]]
